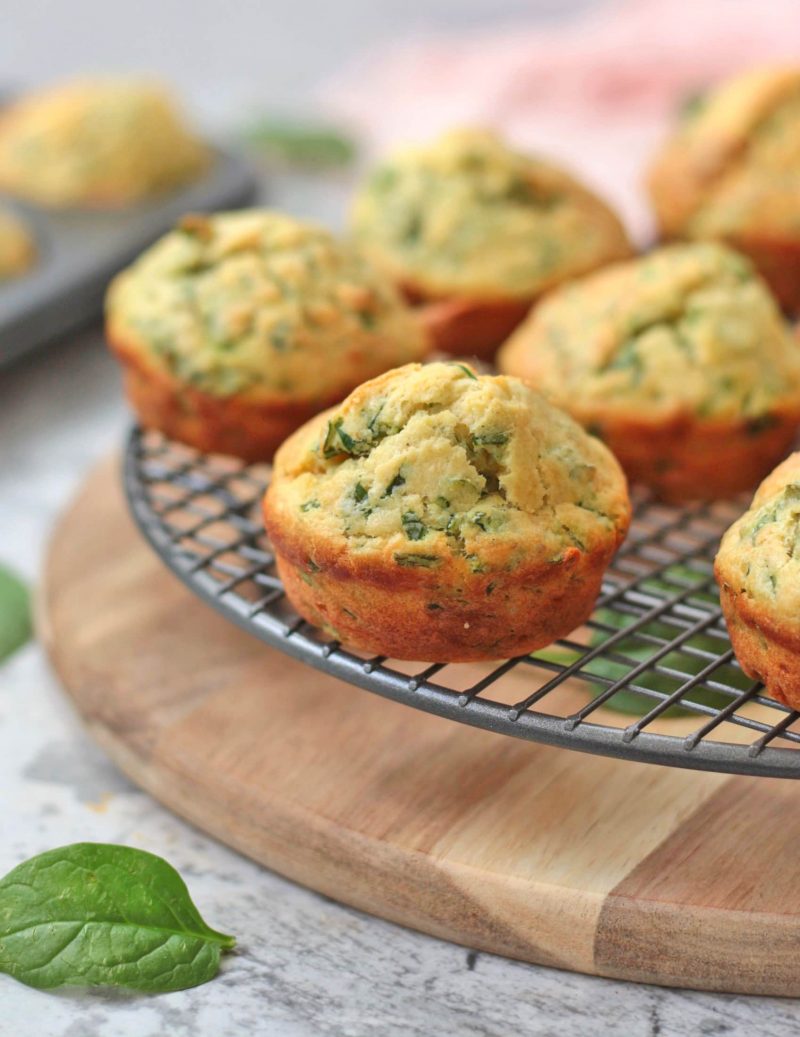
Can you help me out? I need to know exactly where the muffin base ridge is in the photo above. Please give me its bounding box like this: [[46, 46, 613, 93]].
[[718, 584, 800, 711], [267, 527, 616, 663], [414, 294, 531, 361], [585, 411, 800, 503], [112, 339, 347, 463]]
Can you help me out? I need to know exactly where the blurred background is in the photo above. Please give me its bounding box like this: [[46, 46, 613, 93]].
[[4, 0, 798, 234], [3, 0, 594, 119]]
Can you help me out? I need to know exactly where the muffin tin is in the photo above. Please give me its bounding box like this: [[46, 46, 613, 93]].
[[0, 147, 257, 368], [124, 426, 800, 779]]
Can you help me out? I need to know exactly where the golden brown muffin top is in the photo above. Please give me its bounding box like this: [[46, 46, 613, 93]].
[[0, 207, 35, 280], [648, 66, 800, 241], [0, 78, 208, 207], [499, 243, 800, 425], [351, 128, 632, 302], [106, 210, 428, 402], [716, 452, 800, 625], [268, 361, 630, 574]]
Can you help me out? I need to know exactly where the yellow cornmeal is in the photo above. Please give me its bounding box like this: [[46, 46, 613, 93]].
[[106, 210, 428, 401], [0, 207, 35, 279], [499, 243, 800, 423], [716, 454, 800, 622], [272, 361, 630, 572], [651, 67, 800, 241], [351, 128, 631, 301], [0, 79, 208, 207]]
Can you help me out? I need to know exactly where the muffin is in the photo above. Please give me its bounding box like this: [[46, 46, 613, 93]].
[[499, 243, 800, 502], [716, 452, 800, 709], [106, 210, 429, 461], [648, 66, 800, 311], [0, 78, 208, 207], [351, 128, 632, 360], [0, 207, 35, 280], [263, 361, 631, 662]]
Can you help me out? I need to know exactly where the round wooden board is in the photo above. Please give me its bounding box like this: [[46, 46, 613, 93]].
[[40, 457, 800, 996]]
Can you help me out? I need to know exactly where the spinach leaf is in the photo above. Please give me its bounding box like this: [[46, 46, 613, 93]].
[[0, 844, 235, 993], [394, 553, 441, 568], [529, 567, 743, 718], [243, 117, 357, 169], [0, 564, 31, 664], [384, 472, 406, 496], [472, 431, 509, 446], [401, 512, 427, 541], [322, 418, 369, 458], [587, 607, 745, 717]]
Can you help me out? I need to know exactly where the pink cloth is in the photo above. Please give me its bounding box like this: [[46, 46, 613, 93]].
[[323, 0, 800, 241]]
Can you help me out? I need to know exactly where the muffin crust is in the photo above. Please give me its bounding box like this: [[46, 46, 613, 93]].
[[106, 210, 428, 460], [499, 243, 800, 501], [716, 453, 800, 709], [263, 361, 630, 661]]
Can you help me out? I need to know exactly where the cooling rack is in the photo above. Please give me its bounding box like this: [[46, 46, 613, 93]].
[[124, 427, 800, 778]]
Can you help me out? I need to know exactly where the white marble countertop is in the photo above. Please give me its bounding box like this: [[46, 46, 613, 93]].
[[3, 191, 800, 1035]]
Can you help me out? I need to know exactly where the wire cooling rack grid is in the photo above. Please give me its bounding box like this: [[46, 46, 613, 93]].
[[124, 427, 800, 778]]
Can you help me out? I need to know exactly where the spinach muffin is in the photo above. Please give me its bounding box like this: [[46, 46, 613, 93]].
[[648, 66, 800, 311], [351, 128, 632, 360], [499, 243, 800, 502], [0, 207, 35, 280], [263, 361, 631, 662], [106, 210, 429, 460], [0, 78, 208, 208], [716, 453, 800, 709]]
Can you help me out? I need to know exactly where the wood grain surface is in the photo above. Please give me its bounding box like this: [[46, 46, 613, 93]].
[[38, 457, 800, 995]]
